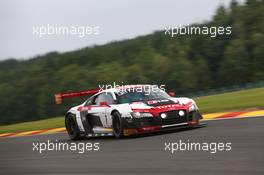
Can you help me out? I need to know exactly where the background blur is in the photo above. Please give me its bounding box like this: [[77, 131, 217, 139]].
[[0, 0, 238, 59], [0, 0, 264, 125]]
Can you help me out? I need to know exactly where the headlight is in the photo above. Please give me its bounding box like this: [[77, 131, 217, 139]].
[[178, 110, 185, 116], [160, 113, 167, 119], [188, 104, 197, 112], [131, 112, 153, 118]]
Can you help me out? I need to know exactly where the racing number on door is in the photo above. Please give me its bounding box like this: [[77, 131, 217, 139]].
[[93, 92, 115, 127]]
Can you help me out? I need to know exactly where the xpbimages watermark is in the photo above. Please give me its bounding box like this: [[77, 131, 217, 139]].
[[98, 83, 166, 95], [32, 140, 100, 154], [164, 140, 232, 154], [164, 24, 232, 38], [32, 24, 100, 38]]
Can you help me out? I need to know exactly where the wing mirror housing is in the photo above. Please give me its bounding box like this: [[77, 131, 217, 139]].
[[100, 101, 110, 107], [168, 92, 176, 97]]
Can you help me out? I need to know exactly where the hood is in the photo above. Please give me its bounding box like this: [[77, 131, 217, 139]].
[[129, 97, 194, 110], [129, 102, 152, 109], [129, 98, 180, 109], [142, 98, 178, 107]]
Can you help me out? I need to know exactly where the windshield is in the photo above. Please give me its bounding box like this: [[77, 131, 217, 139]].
[[116, 88, 171, 104]]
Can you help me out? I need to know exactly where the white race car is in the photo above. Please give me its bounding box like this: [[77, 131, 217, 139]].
[[55, 85, 203, 140]]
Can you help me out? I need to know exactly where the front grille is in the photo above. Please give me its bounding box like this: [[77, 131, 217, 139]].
[[161, 110, 189, 125], [135, 117, 161, 127]]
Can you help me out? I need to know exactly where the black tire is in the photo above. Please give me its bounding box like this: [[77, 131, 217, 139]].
[[112, 112, 124, 138], [65, 114, 82, 140]]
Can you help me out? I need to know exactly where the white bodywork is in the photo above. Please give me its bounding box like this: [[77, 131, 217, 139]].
[[67, 86, 197, 132]]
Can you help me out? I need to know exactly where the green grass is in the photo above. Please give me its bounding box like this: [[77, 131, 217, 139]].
[[0, 87, 264, 134], [0, 117, 64, 134], [194, 87, 264, 113]]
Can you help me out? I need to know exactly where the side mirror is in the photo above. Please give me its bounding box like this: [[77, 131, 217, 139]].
[[168, 92, 176, 97], [100, 101, 109, 106]]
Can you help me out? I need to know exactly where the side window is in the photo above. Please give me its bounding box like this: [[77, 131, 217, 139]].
[[85, 97, 93, 106], [94, 93, 115, 105], [104, 93, 115, 105], [94, 94, 102, 105]]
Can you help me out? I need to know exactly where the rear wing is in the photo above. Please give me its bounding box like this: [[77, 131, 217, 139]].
[[54, 89, 100, 104]]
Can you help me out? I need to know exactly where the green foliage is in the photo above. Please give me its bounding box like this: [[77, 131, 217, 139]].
[[0, 0, 264, 124]]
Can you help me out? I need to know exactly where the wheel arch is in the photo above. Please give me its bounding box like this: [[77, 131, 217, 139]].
[[111, 109, 120, 119], [65, 112, 82, 140], [65, 112, 77, 124]]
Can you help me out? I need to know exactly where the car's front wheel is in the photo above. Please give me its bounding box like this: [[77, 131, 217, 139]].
[[112, 112, 124, 138], [65, 114, 81, 140]]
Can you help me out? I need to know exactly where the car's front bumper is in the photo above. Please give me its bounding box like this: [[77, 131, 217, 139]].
[[122, 110, 202, 136]]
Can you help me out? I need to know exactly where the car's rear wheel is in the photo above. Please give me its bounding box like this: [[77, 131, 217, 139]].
[[112, 112, 124, 138], [65, 114, 81, 140]]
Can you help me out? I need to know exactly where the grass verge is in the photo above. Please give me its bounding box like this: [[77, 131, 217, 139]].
[[0, 117, 64, 134], [194, 87, 264, 113]]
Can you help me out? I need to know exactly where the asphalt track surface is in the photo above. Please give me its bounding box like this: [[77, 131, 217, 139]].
[[0, 117, 264, 175]]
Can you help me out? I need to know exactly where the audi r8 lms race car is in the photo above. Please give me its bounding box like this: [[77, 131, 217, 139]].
[[55, 85, 203, 140]]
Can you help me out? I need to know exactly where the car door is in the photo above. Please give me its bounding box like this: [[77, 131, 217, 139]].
[[87, 93, 110, 127], [80, 92, 115, 130], [101, 92, 116, 127]]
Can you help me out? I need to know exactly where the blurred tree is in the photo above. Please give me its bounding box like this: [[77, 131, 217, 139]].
[[218, 39, 250, 85]]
